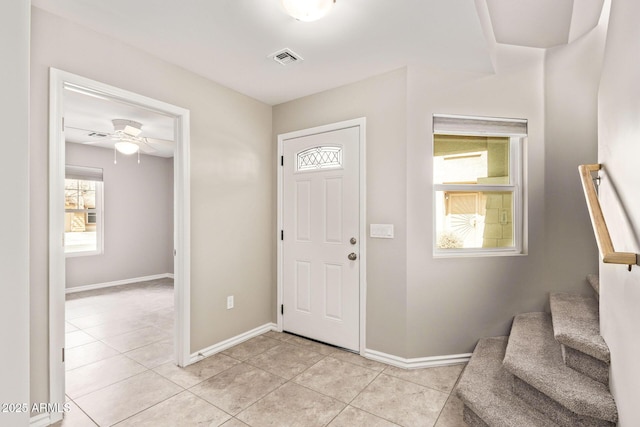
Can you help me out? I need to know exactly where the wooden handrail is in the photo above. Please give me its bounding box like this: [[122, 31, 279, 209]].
[[579, 164, 638, 268]]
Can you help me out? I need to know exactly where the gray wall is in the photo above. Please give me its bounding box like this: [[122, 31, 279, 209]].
[[275, 41, 602, 359], [26, 3, 625, 417], [598, 0, 640, 424], [0, 1, 30, 425], [273, 69, 409, 356], [30, 8, 273, 406], [543, 24, 605, 295], [405, 47, 548, 358], [65, 143, 174, 288]]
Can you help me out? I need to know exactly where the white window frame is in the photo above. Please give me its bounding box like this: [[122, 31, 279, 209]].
[[64, 168, 104, 257], [433, 114, 526, 258]]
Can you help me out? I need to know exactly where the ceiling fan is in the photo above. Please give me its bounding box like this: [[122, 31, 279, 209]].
[[66, 119, 174, 159]]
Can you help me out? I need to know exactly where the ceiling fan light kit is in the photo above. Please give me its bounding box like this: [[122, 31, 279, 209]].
[[111, 119, 142, 163], [281, 0, 335, 22], [67, 117, 173, 162], [114, 141, 139, 155]]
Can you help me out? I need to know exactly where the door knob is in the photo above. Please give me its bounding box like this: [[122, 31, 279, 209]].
[[348, 252, 357, 261], [350, 237, 357, 245]]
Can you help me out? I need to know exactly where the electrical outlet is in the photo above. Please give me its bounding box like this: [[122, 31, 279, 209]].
[[227, 295, 234, 310]]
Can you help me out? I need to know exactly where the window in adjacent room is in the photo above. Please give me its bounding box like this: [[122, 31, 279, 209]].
[[433, 114, 527, 256], [65, 165, 104, 256]]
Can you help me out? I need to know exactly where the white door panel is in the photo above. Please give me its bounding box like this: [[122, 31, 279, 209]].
[[282, 126, 360, 351]]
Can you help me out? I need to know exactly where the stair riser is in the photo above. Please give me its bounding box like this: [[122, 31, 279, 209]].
[[564, 345, 609, 385], [587, 274, 599, 299], [463, 406, 489, 427], [513, 377, 614, 427], [550, 292, 610, 364]]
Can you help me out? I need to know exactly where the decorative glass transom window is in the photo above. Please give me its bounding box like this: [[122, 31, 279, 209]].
[[297, 146, 342, 171], [433, 114, 527, 257]]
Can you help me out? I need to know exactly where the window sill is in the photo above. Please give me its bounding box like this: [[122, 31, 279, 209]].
[[433, 249, 526, 259], [65, 250, 103, 258]]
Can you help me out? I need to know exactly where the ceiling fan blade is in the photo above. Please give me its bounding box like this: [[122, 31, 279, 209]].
[[137, 139, 158, 154], [65, 125, 112, 137], [142, 137, 174, 149]]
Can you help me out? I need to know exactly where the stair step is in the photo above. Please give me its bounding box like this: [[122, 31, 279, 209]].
[[587, 274, 599, 299], [550, 292, 610, 384], [463, 406, 489, 427], [561, 344, 609, 385], [503, 312, 617, 425], [456, 337, 559, 427]]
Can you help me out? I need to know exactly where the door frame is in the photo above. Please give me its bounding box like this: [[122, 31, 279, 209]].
[[276, 118, 367, 353], [48, 68, 191, 421]]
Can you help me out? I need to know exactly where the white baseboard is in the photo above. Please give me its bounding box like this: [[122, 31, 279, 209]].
[[189, 323, 277, 365], [65, 273, 174, 294], [30, 413, 51, 427], [364, 348, 471, 369], [188, 323, 468, 370]]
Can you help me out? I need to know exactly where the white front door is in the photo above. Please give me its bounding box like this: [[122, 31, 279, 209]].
[[282, 125, 361, 351]]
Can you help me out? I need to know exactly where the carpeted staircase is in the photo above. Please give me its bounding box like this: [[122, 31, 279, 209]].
[[456, 275, 617, 426]]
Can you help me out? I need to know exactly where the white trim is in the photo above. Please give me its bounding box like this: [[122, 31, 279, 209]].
[[434, 113, 527, 124], [48, 69, 192, 417], [433, 114, 528, 137], [511, 136, 524, 254], [29, 413, 51, 427], [433, 184, 516, 192], [364, 348, 471, 369], [48, 69, 66, 425], [432, 132, 525, 258], [64, 179, 104, 258], [188, 323, 277, 365], [276, 118, 367, 354], [64, 273, 174, 294]]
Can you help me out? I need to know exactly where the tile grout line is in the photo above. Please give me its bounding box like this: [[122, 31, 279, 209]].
[[65, 279, 178, 425], [66, 282, 465, 426], [66, 358, 149, 401], [336, 368, 406, 425], [431, 392, 458, 427], [380, 364, 466, 396], [108, 387, 189, 426], [234, 378, 292, 425], [174, 359, 240, 390], [66, 395, 100, 427]]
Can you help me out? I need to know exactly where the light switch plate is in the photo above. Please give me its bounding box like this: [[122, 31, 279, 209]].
[[370, 224, 394, 239]]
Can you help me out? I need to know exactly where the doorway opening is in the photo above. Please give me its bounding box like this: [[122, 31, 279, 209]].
[[48, 69, 191, 423]]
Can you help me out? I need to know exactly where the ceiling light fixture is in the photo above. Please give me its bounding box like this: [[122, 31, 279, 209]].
[[281, 0, 335, 22], [114, 140, 139, 155], [113, 136, 141, 164], [111, 119, 143, 163]]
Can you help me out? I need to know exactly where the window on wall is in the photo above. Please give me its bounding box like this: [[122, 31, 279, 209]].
[[433, 114, 527, 256], [65, 165, 104, 256]]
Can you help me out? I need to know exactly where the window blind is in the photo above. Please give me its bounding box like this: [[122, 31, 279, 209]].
[[65, 165, 103, 182], [433, 114, 527, 137]]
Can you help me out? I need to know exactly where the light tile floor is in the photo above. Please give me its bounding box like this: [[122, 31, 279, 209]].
[[56, 279, 467, 427]]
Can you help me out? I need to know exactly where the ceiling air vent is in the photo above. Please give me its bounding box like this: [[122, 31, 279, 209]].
[[88, 132, 109, 138], [270, 48, 303, 66]]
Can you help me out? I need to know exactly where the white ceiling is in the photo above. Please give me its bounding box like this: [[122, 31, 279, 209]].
[[32, 0, 496, 106], [64, 88, 176, 158], [37, 0, 605, 156], [486, 0, 604, 48]]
